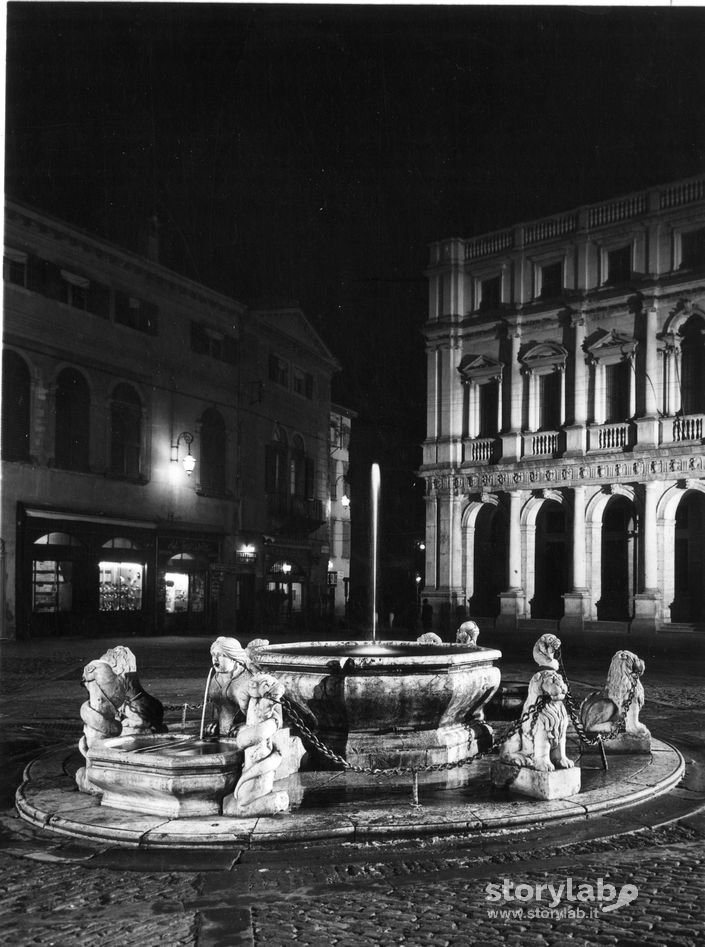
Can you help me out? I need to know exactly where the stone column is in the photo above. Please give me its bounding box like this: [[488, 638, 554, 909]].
[[560, 485, 589, 633], [631, 480, 661, 634], [500, 327, 522, 461], [636, 303, 660, 448], [565, 313, 588, 455], [496, 490, 525, 632]]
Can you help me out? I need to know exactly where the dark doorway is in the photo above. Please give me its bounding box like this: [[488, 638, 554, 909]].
[[672, 492, 705, 622], [470, 504, 507, 618], [531, 503, 569, 619], [598, 497, 636, 621]]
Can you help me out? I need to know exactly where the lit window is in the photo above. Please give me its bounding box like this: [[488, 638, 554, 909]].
[[99, 561, 143, 611], [33, 560, 73, 612]]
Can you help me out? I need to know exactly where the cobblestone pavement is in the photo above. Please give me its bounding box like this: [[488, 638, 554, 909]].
[[1, 635, 704, 946]]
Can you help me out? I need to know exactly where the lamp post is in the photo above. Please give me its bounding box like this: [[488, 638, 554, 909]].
[[171, 431, 196, 476]]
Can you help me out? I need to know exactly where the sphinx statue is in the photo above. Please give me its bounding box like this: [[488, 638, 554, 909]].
[[223, 673, 291, 817]]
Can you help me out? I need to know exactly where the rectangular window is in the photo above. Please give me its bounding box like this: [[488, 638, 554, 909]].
[[606, 246, 632, 285], [479, 275, 501, 311], [115, 292, 158, 334], [190, 322, 237, 364], [32, 560, 73, 612], [3, 249, 28, 287], [478, 382, 499, 437], [605, 361, 630, 422], [99, 561, 143, 611], [269, 354, 289, 387], [540, 261, 563, 299], [293, 367, 313, 399], [681, 228, 705, 269], [539, 372, 562, 430]]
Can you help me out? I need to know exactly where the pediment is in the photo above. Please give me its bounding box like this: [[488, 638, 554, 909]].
[[457, 353, 504, 384], [584, 329, 637, 362], [520, 341, 568, 373], [252, 307, 340, 367]]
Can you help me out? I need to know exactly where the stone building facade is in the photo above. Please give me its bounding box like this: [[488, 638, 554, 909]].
[[1, 201, 340, 639], [326, 404, 355, 619], [420, 175, 705, 636]]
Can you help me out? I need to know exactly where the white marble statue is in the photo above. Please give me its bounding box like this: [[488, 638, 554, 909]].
[[76, 656, 127, 793], [532, 633, 562, 670], [223, 673, 290, 817], [456, 621, 480, 646], [499, 669, 575, 772], [205, 636, 254, 737], [579, 650, 650, 750], [417, 632, 443, 645], [98, 645, 165, 737]]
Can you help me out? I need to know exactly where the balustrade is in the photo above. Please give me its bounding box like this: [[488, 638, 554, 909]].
[[671, 414, 705, 443], [588, 422, 632, 452], [524, 431, 559, 457], [464, 437, 496, 464]]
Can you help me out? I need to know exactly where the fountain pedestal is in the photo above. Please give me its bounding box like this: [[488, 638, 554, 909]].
[[252, 640, 502, 770]]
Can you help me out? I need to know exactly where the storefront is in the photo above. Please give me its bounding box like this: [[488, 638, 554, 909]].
[[18, 505, 224, 638]]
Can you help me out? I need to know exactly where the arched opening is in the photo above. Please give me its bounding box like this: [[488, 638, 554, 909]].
[[55, 368, 90, 471], [2, 350, 31, 461], [672, 492, 705, 622], [598, 496, 637, 621], [531, 501, 569, 619], [469, 504, 506, 618], [163, 552, 208, 632]]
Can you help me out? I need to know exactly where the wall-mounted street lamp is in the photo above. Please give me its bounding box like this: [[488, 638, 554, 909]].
[[171, 431, 196, 476]]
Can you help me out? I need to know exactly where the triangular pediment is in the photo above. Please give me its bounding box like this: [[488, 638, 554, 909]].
[[585, 329, 637, 361], [250, 306, 340, 368], [458, 353, 503, 383]]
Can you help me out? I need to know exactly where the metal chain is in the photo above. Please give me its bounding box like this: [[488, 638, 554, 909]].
[[277, 692, 551, 777], [558, 654, 640, 746]]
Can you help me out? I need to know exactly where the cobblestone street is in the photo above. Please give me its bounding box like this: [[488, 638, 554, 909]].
[[1, 634, 704, 946]]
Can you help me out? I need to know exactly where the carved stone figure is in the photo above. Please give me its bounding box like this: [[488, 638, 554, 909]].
[[499, 669, 575, 772], [579, 650, 650, 751], [222, 673, 290, 817], [456, 621, 480, 646], [206, 637, 254, 737], [532, 633, 562, 670], [95, 645, 166, 736], [417, 632, 443, 645], [76, 657, 127, 793]]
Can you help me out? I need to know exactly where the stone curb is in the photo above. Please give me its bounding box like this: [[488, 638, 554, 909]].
[[15, 738, 685, 850]]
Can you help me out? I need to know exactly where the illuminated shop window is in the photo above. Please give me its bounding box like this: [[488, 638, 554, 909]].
[[99, 561, 143, 611], [164, 572, 205, 613], [32, 560, 73, 612]]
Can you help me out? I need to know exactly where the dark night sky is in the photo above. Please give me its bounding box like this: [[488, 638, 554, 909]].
[[5, 3, 705, 425]]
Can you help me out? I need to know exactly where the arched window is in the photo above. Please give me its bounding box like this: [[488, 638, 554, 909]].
[[680, 315, 705, 415], [55, 368, 90, 471], [199, 407, 226, 495], [2, 350, 31, 461], [110, 384, 142, 478]]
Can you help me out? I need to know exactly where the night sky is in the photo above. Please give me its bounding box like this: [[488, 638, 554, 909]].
[[5, 3, 705, 429]]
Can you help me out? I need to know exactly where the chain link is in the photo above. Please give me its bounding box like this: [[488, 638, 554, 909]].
[[558, 653, 639, 746]]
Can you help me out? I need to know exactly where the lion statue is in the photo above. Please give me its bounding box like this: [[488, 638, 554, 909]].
[[499, 669, 575, 772], [580, 650, 649, 741], [417, 632, 443, 645], [532, 633, 562, 670]]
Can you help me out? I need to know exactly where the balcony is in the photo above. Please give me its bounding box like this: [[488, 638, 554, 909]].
[[588, 422, 634, 452], [669, 414, 705, 444], [522, 430, 563, 458], [464, 437, 497, 464], [266, 494, 325, 535]]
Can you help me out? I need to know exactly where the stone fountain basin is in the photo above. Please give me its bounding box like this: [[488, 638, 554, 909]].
[[251, 640, 502, 768], [86, 734, 243, 818]]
